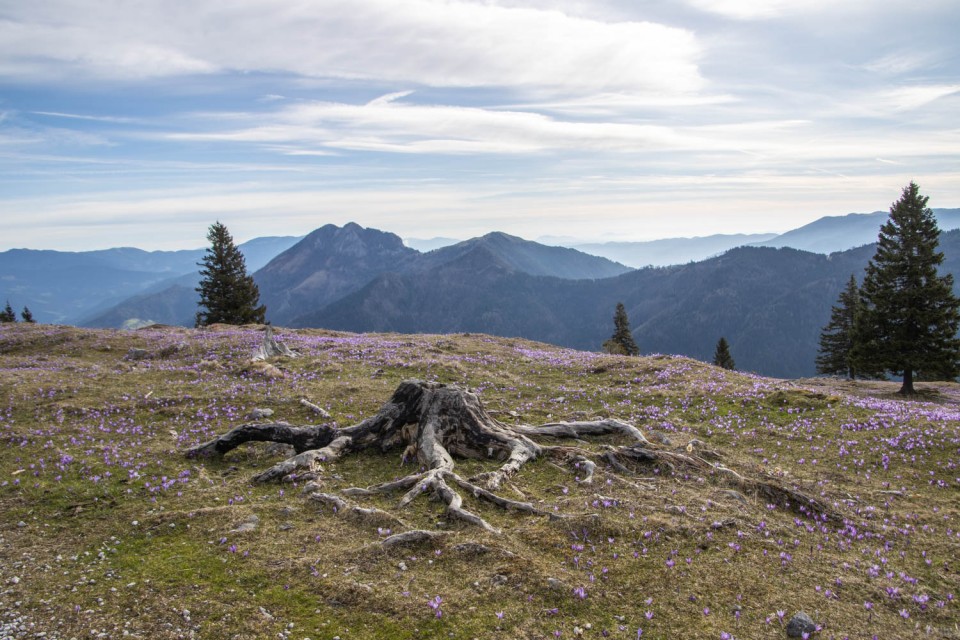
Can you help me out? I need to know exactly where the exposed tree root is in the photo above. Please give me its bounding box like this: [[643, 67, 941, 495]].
[[187, 379, 839, 531]]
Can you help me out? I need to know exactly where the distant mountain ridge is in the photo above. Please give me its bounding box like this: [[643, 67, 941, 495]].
[[752, 208, 960, 254], [556, 209, 960, 267], [6, 205, 960, 379], [0, 236, 301, 324], [568, 234, 777, 268], [81, 224, 633, 328], [301, 233, 960, 378]]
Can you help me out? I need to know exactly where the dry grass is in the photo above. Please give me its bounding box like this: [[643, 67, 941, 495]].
[[1, 323, 958, 639]]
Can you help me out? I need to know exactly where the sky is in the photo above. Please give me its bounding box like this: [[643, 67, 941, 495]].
[[1, 0, 958, 251]]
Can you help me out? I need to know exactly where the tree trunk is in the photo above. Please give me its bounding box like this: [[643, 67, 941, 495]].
[[899, 368, 915, 395]]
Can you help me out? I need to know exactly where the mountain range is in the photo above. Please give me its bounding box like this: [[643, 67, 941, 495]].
[[3, 208, 960, 378], [0, 236, 301, 325], [556, 209, 960, 267]]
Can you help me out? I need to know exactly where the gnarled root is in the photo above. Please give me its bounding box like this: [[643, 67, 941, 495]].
[[186, 379, 839, 531]]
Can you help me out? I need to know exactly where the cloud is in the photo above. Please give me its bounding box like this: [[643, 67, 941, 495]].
[[683, 0, 802, 19], [167, 95, 692, 154], [879, 85, 960, 112], [861, 51, 940, 77], [0, 1, 703, 96], [681, 0, 953, 21]]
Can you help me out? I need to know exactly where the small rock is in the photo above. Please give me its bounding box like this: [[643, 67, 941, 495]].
[[279, 522, 294, 531], [648, 431, 673, 446], [230, 515, 260, 533], [786, 611, 816, 638], [398, 561, 408, 571], [247, 408, 275, 420], [490, 574, 508, 586], [546, 577, 564, 590], [125, 348, 149, 360]]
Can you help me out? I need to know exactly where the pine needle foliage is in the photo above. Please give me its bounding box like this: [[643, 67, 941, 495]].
[[856, 182, 960, 394], [20, 306, 35, 323], [195, 222, 266, 327], [602, 302, 640, 356], [816, 275, 875, 379], [0, 300, 16, 323], [712, 337, 735, 370]]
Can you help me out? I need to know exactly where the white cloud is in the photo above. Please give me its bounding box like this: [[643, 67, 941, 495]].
[[879, 85, 960, 112], [0, 0, 703, 95], [681, 0, 953, 21], [862, 51, 940, 76], [7, 166, 960, 251], [168, 95, 692, 154]]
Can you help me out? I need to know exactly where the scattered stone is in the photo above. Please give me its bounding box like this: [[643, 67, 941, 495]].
[[647, 431, 673, 446], [490, 574, 508, 586], [125, 348, 149, 360], [786, 611, 816, 638], [546, 577, 565, 590], [230, 514, 260, 533], [278, 522, 294, 531], [380, 529, 445, 550], [247, 408, 275, 420]]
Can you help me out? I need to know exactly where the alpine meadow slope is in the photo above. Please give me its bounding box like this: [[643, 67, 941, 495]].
[[1, 323, 957, 639]]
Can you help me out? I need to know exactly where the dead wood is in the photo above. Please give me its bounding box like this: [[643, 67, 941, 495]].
[[186, 379, 839, 532], [252, 326, 298, 361]]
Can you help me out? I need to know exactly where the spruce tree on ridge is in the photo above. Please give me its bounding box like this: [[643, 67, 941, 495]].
[[855, 182, 960, 394], [602, 302, 640, 356], [195, 222, 266, 327]]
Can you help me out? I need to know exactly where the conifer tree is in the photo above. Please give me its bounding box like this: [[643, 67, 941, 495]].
[[816, 275, 871, 379], [856, 182, 960, 394], [0, 301, 16, 323], [195, 222, 266, 327], [602, 302, 640, 356], [20, 306, 35, 323], [712, 337, 735, 370]]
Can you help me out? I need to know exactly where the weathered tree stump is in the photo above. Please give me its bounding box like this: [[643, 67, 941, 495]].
[[252, 326, 298, 361], [187, 380, 836, 532]]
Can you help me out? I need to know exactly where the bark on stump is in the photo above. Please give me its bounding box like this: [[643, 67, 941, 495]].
[[187, 379, 835, 533]]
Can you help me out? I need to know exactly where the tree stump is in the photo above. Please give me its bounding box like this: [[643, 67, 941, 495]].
[[187, 380, 836, 533]]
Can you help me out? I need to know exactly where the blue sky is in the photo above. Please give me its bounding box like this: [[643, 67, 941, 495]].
[[1, 0, 958, 251]]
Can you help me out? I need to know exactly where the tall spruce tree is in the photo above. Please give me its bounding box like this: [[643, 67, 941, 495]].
[[20, 306, 35, 323], [856, 182, 960, 394], [0, 301, 15, 323], [816, 275, 869, 379], [195, 222, 266, 327], [712, 337, 735, 370], [602, 302, 640, 356]]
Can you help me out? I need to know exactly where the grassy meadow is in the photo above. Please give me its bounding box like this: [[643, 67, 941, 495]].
[[0, 323, 958, 639]]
